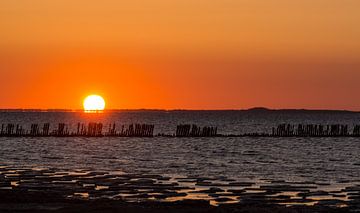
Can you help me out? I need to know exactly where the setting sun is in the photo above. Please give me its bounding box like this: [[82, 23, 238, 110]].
[[83, 95, 105, 112]]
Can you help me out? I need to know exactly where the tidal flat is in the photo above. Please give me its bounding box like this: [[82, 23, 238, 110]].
[[0, 166, 358, 212]]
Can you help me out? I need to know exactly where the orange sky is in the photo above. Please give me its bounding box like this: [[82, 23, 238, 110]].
[[1, 0, 360, 110]]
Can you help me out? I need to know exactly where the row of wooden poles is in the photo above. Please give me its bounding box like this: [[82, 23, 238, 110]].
[[0, 123, 155, 137], [272, 124, 360, 137], [0, 123, 220, 137], [175, 124, 218, 137], [2, 122, 360, 137]]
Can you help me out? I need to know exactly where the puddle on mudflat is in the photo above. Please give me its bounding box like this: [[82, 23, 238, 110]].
[[10, 181, 19, 187], [72, 192, 89, 199]]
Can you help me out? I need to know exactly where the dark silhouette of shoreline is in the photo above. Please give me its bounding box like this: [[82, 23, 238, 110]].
[[0, 107, 359, 113]]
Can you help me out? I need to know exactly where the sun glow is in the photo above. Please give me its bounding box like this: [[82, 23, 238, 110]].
[[83, 95, 105, 112]]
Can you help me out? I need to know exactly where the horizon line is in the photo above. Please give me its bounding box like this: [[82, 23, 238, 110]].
[[0, 107, 359, 113]]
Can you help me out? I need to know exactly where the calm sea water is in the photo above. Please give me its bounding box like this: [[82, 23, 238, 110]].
[[1, 110, 360, 183]]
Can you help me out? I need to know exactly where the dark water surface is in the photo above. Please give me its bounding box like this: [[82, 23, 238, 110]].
[[1, 110, 360, 180], [1, 110, 360, 206]]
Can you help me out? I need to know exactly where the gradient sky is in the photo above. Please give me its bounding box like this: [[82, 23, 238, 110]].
[[1, 0, 360, 110]]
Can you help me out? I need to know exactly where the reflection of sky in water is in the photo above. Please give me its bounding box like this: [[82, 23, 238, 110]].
[[1, 166, 358, 207], [1, 135, 359, 183], [1, 111, 360, 207]]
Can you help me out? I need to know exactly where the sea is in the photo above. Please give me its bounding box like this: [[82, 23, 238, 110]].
[[1, 109, 360, 184]]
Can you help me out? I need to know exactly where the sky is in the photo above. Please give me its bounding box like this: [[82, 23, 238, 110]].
[[0, 0, 360, 110]]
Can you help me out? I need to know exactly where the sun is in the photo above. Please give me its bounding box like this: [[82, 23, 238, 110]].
[[83, 95, 106, 112]]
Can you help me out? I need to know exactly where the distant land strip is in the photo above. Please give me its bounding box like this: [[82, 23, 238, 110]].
[[0, 107, 359, 113]]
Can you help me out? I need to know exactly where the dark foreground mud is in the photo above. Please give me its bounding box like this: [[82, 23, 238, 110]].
[[0, 190, 352, 213]]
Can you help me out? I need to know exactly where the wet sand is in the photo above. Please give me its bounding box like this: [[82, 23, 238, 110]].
[[0, 166, 359, 212]]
